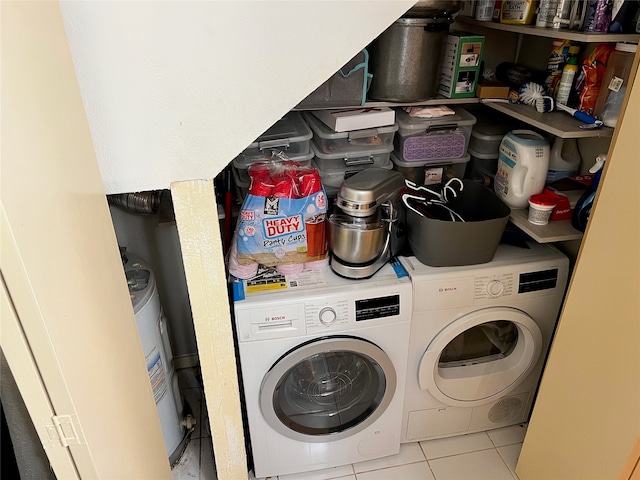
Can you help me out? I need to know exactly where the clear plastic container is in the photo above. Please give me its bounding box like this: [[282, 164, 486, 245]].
[[468, 110, 512, 156], [236, 111, 313, 163], [313, 159, 393, 199], [394, 107, 476, 162], [390, 152, 470, 185], [311, 141, 393, 171], [468, 147, 499, 178], [594, 42, 638, 121], [302, 112, 398, 155]]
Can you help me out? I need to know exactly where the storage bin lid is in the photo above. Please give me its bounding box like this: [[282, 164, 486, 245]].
[[246, 111, 312, 149], [470, 110, 512, 140], [390, 151, 470, 167], [311, 140, 393, 161], [467, 147, 499, 160], [302, 111, 398, 140], [395, 107, 476, 133], [232, 150, 313, 171], [314, 158, 392, 181]]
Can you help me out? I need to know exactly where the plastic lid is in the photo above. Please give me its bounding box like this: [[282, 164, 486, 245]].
[[310, 140, 393, 160], [529, 193, 557, 207], [467, 146, 499, 160], [302, 111, 398, 140], [395, 107, 477, 132], [248, 111, 312, 148], [233, 150, 313, 170], [568, 46, 581, 54], [615, 42, 638, 53]]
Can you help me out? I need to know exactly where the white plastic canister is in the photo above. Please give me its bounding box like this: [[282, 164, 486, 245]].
[[494, 130, 550, 208]]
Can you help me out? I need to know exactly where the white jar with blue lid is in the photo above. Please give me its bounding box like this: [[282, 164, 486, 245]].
[[494, 130, 550, 209]]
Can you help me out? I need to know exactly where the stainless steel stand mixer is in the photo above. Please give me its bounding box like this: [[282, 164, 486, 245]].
[[327, 168, 406, 279]]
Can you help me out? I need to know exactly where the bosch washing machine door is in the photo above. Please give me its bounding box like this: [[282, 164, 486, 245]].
[[260, 336, 397, 442], [418, 307, 543, 408]]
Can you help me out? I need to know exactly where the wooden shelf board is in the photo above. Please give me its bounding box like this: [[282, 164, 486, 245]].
[[509, 208, 584, 243], [482, 102, 614, 138], [454, 16, 640, 43], [293, 97, 480, 111]]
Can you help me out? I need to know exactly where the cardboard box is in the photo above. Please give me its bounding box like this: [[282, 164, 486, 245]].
[[310, 107, 395, 133], [476, 81, 510, 99], [438, 31, 485, 99]]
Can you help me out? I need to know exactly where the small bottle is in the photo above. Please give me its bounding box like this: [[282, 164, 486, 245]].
[[536, 0, 560, 27], [556, 46, 580, 105], [572, 154, 606, 232], [476, 0, 496, 21]]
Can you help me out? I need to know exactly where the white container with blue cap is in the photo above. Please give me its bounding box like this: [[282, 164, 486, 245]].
[[494, 130, 550, 209]]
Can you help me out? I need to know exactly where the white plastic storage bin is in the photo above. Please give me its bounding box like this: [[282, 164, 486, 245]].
[[236, 111, 313, 163], [311, 141, 393, 171], [390, 151, 469, 185], [314, 159, 393, 198], [468, 110, 512, 156], [233, 151, 314, 184], [302, 111, 397, 155], [394, 107, 476, 162]]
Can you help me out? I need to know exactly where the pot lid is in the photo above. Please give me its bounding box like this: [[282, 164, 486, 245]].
[[403, 0, 461, 17]]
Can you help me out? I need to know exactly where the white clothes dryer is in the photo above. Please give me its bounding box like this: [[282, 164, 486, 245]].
[[232, 260, 412, 479], [398, 242, 569, 443]]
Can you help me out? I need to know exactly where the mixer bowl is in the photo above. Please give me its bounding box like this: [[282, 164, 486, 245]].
[[327, 214, 387, 264]]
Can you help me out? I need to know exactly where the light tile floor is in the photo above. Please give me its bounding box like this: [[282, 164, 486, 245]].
[[171, 367, 526, 480]]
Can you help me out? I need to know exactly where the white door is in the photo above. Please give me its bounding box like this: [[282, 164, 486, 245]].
[[260, 336, 397, 442], [418, 307, 543, 407]]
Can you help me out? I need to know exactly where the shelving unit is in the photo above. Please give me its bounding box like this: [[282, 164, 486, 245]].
[[454, 16, 640, 44], [296, 19, 637, 243], [449, 17, 638, 243]]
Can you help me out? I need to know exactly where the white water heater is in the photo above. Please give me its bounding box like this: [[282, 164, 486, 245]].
[[124, 252, 187, 463]]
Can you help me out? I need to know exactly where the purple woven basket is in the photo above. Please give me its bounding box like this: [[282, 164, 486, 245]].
[[403, 131, 466, 161]]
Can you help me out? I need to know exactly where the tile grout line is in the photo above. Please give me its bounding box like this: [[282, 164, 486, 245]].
[[422, 447, 497, 462]]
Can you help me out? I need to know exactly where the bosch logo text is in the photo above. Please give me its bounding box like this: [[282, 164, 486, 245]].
[[439, 287, 458, 292]]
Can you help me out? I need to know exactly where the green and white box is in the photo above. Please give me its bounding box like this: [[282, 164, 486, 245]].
[[438, 31, 485, 99]]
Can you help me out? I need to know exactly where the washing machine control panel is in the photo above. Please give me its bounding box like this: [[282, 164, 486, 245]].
[[474, 274, 514, 300], [304, 293, 403, 333], [305, 299, 350, 331]]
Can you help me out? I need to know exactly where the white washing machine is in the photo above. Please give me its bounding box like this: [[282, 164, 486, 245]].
[[232, 260, 412, 479], [398, 242, 569, 443]]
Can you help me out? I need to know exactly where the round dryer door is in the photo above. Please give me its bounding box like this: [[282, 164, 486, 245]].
[[260, 336, 396, 442], [418, 307, 543, 407]]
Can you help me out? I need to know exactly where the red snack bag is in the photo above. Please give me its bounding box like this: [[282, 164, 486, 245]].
[[578, 43, 615, 116]]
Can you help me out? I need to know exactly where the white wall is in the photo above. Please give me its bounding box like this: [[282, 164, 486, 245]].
[[60, 1, 415, 194]]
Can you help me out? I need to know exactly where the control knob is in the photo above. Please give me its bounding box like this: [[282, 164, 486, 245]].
[[486, 280, 504, 297], [319, 307, 337, 325]]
